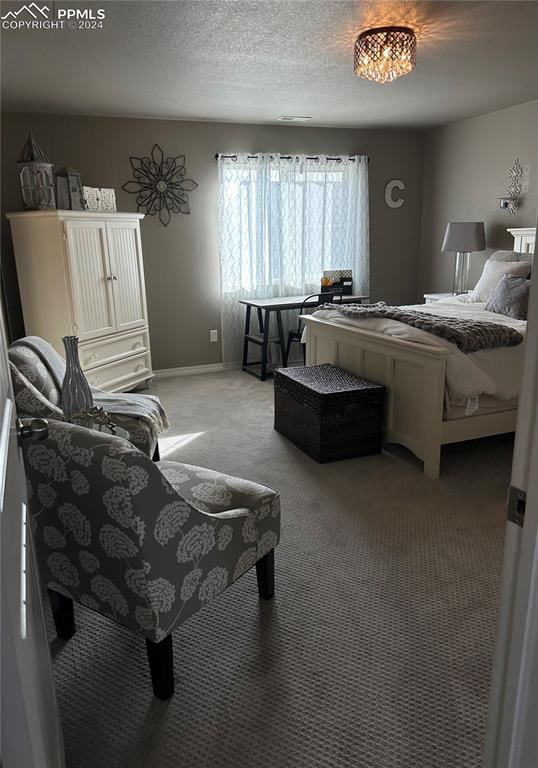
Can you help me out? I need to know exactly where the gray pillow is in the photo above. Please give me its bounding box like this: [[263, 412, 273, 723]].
[[484, 273, 531, 320]]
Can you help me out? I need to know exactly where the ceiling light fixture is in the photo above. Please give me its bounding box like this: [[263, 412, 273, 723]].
[[354, 26, 416, 84], [277, 116, 312, 122]]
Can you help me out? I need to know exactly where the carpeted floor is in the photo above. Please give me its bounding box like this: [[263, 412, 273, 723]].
[[49, 371, 512, 768]]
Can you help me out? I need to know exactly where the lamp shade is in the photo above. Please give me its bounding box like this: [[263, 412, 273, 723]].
[[442, 221, 486, 252]]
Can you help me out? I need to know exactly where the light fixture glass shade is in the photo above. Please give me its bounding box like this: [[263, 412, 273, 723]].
[[441, 221, 486, 253], [442, 221, 486, 294], [354, 26, 417, 84]]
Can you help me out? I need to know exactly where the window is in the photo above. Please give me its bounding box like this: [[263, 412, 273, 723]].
[[218, 153, 369, 362]]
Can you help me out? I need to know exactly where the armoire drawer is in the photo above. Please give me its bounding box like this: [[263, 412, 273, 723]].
[[85, 352, 151, 392], [80, 330, 149, 371]]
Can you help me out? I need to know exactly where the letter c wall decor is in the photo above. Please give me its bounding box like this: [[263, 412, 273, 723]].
[[384, 179, 406, 208]]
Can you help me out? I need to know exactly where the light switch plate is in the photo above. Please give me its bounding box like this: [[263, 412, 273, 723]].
[[210, 330, 218, 343]]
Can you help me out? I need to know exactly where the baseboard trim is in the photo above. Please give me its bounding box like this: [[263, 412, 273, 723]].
[[153, 361, 241, 378]]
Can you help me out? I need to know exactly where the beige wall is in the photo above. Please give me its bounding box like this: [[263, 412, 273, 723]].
[[1, 113, 424, 369], [419, 100, 538, 294]]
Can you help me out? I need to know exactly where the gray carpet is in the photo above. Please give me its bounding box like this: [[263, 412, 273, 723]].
[[49, 371, 511, 768]]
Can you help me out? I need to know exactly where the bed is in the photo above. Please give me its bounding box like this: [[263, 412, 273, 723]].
[[302, 227, 535, 477]]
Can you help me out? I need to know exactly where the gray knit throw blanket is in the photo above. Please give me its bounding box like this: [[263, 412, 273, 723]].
[[319, 302, 523, 353], [13, 336, 168, 437]]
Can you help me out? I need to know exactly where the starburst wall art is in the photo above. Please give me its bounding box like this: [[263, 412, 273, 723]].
[[122, 144, 198, 226]]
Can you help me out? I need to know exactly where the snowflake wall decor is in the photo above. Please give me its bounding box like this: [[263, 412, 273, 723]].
[[122, 144, 198, 226]]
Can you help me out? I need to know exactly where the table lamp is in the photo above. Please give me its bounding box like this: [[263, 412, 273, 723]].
[[442, 221, 486, 294]]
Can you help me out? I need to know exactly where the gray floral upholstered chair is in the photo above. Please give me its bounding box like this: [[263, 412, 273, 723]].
[[9, 336, 167, 459], [22, 419, 280, 699]]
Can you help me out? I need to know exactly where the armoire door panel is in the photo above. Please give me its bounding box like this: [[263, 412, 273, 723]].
[[64, 221, 116, 341], [106, 222, 148, 333]]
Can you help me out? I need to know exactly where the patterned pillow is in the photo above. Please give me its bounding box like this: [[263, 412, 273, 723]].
[[8, 346, 61, 406], [470, 259, 531, 303], [484, 274, 530, 320]]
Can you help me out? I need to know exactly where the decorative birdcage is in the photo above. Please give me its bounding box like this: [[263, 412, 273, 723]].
[[17, 133, 56, 210]]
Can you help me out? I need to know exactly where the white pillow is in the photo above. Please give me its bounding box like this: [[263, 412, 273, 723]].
[[470, 259, 531, 302], [490, 249, 532, 263]]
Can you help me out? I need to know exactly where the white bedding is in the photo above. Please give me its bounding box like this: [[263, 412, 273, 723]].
[[309, 296, 526, 403]]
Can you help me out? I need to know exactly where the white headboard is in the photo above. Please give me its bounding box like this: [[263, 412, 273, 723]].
[[508, 227, 536, 255]]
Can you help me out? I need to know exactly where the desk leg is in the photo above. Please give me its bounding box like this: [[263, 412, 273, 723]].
[[260, 309, 271, 381], [275, 309, 286, 367], [242, 305, 252, 371]]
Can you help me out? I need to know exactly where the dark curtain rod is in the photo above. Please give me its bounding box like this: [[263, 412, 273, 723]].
[[215, 153, 367, 162]]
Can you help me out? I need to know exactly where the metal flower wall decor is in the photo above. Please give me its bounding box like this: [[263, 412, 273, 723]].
[[122, 144, 198, 226], [506, 158, 523, 214]]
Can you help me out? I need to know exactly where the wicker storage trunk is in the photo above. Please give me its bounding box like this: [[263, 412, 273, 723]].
[[274, 364, 385, 463]]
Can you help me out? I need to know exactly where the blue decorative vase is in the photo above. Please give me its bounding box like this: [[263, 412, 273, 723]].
[[61, 336, 93, 422]]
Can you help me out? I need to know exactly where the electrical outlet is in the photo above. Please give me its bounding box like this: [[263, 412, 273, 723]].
[[210, 329, 218, 343]]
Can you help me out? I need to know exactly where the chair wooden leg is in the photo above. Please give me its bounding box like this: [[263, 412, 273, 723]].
[[48, 589, 76, 640], [152, 442, 160, 462], [256, 549, 275, 599], [146, 634, 175, 700]]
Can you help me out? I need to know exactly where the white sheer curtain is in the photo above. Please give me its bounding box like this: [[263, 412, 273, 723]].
[[217, 153, 369, 364]]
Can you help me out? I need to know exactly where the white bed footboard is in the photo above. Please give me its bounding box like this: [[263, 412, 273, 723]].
[[303, 316, 450, 478], [303, 316, 518, 477]]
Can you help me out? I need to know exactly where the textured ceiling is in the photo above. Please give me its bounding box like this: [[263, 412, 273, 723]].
[[2, 0, 538, 127]]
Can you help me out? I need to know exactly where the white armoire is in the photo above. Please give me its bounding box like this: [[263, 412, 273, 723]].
[[7, 210, 153, 392]]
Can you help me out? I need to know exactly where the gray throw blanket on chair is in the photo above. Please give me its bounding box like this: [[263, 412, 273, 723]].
[[320, 302, 523, 353], [13, 336, 169, 437]]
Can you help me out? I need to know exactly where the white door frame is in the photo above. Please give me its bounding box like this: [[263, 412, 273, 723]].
[[484, 218, 538, 767], [0, 312, 65, 768]]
